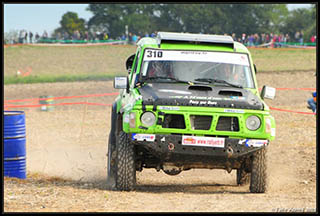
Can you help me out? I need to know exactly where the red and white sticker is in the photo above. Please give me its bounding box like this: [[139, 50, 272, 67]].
[[182, 136, 225, 148]]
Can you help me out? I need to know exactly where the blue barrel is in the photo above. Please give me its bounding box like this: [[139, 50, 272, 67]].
[[4, 159, 26, 179], [4, 111, 27, 179], [4, 111, 26, 138]]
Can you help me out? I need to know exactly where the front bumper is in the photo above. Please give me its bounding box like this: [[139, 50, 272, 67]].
[[130, 133, 268, 160]]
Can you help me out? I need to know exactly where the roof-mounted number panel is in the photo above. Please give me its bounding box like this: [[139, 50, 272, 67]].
[[156, 32, 234, 49]]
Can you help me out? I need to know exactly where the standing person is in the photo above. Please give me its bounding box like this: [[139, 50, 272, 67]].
[[104, 32, 109, 41], [29, 31, 33, 43], [248, 34, 254, 47], [282, 34, 287, 44], [63, 32, 69, 40], [76, 30, 80, 40], [295, 31, 300, 43], [84, 31, 89, 42], [241, 33, 246, 44], [132, 34, 138, 45], [24, 31, 28, 43], [285, 33, 290, 43], [35, 32, 40, 43], [254, 33, 259, 47], [42, 30, 48, 39], [310, 35, 315, 43], [128, 32, 133, 44], [18, 30, 23, 43], [299, 31, 304, 45], [56, 32, 61, 40], [265, 33, 270, 45]]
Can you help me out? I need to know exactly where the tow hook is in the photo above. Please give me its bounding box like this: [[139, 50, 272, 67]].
[[168, 143, 175, 151], [227, 146, 233, 158]]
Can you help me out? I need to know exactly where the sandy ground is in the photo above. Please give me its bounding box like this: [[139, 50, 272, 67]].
[[3, 71, 317, 212]]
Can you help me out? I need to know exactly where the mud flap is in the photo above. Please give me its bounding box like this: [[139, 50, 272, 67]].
[[106, 103, 117, 190]]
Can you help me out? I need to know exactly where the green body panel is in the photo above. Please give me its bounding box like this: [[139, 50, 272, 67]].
[[115, 35, 275, 142], [121, 104, 275, 141]]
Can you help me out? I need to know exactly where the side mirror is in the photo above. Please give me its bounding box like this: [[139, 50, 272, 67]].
[[254, 64, 257, 74], [261, 86, 276, 100], [126, 54, 135, 73], [114, 77, 129, 92]]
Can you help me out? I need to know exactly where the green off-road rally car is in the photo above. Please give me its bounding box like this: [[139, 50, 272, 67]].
[[107, 32, 276, 193]]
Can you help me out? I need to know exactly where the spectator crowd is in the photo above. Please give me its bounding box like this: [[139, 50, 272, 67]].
[[5, 29, 317, 47], [230, 31, 316, 47]]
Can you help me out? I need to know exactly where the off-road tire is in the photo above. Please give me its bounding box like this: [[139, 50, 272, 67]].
[[250, 147, 268, 193], [115, 131, 136, 191], [236, 168, 250, 186], [106, 132, 116, 188], [106, 105, 117, 189]]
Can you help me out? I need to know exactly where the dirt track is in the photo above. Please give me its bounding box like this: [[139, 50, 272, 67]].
[[3, 71, 317, 212]]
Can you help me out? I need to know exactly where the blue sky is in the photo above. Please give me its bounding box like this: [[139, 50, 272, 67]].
[[4, 4, 92, 35], [4, 3, 313, 35]]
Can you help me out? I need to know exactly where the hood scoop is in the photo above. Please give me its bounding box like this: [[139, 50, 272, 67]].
[[218, 90, 243, 96], [188, 85, 213, 91]]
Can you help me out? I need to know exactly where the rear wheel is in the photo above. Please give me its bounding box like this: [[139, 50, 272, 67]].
[[115, 131, 136, 191], [250, 147, 268, 193]]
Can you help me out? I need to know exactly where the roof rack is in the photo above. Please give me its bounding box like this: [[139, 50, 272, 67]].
[[156, 32, 234, 48]]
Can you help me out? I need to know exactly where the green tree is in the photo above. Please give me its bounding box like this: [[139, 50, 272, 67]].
[[87, 4, 154, 38], [283, 6, 315, 42], [87, 4, 124, 38], [54, 12, 86, 37], [85, 3, 315, 43]]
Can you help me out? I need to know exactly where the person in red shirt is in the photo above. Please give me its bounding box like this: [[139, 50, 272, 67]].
[[310, 35, 315, 43]]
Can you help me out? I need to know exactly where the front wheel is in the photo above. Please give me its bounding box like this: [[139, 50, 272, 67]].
[[115, 131, 136, 191], [250, 147, 268, 193], [106, 132, 116, 189]]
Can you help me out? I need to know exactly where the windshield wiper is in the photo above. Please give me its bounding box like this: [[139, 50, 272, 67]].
[[194, 78, 243, 88], [145, 76, 192, 84]]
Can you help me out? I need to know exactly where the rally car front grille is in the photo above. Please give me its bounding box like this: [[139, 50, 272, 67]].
[[190, 115, 212, 130], [161, 114, 239, 132], [162, 114, 186, 129], [216, 116, 240, 131]]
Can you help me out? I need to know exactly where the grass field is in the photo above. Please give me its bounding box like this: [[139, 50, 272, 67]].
[[249, 48, 316, 72], [3, 44, 316, 84]]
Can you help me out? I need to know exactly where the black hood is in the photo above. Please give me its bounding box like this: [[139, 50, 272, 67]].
[[138, 83, 263, 110]]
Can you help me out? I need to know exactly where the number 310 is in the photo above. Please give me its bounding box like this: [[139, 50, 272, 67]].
[[146, 50, 163, 58]]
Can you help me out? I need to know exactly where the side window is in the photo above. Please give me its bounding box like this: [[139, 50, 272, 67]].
[[133, 52, 140, 73], [130, 51, 140, 87]]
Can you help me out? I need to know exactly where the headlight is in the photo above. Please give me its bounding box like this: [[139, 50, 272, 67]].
[[140, 111, 156, 127], [246, 115, 261, 131]]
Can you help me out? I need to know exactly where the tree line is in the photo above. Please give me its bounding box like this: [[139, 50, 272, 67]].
[[70, 4, 315, 42], [5, 4, 316, 45]]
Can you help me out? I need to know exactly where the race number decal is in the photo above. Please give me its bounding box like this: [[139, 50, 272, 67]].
[[146, 50, 163, 58]]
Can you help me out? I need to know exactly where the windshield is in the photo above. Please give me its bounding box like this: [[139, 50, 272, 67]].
[[139, 49, 255, 88]]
